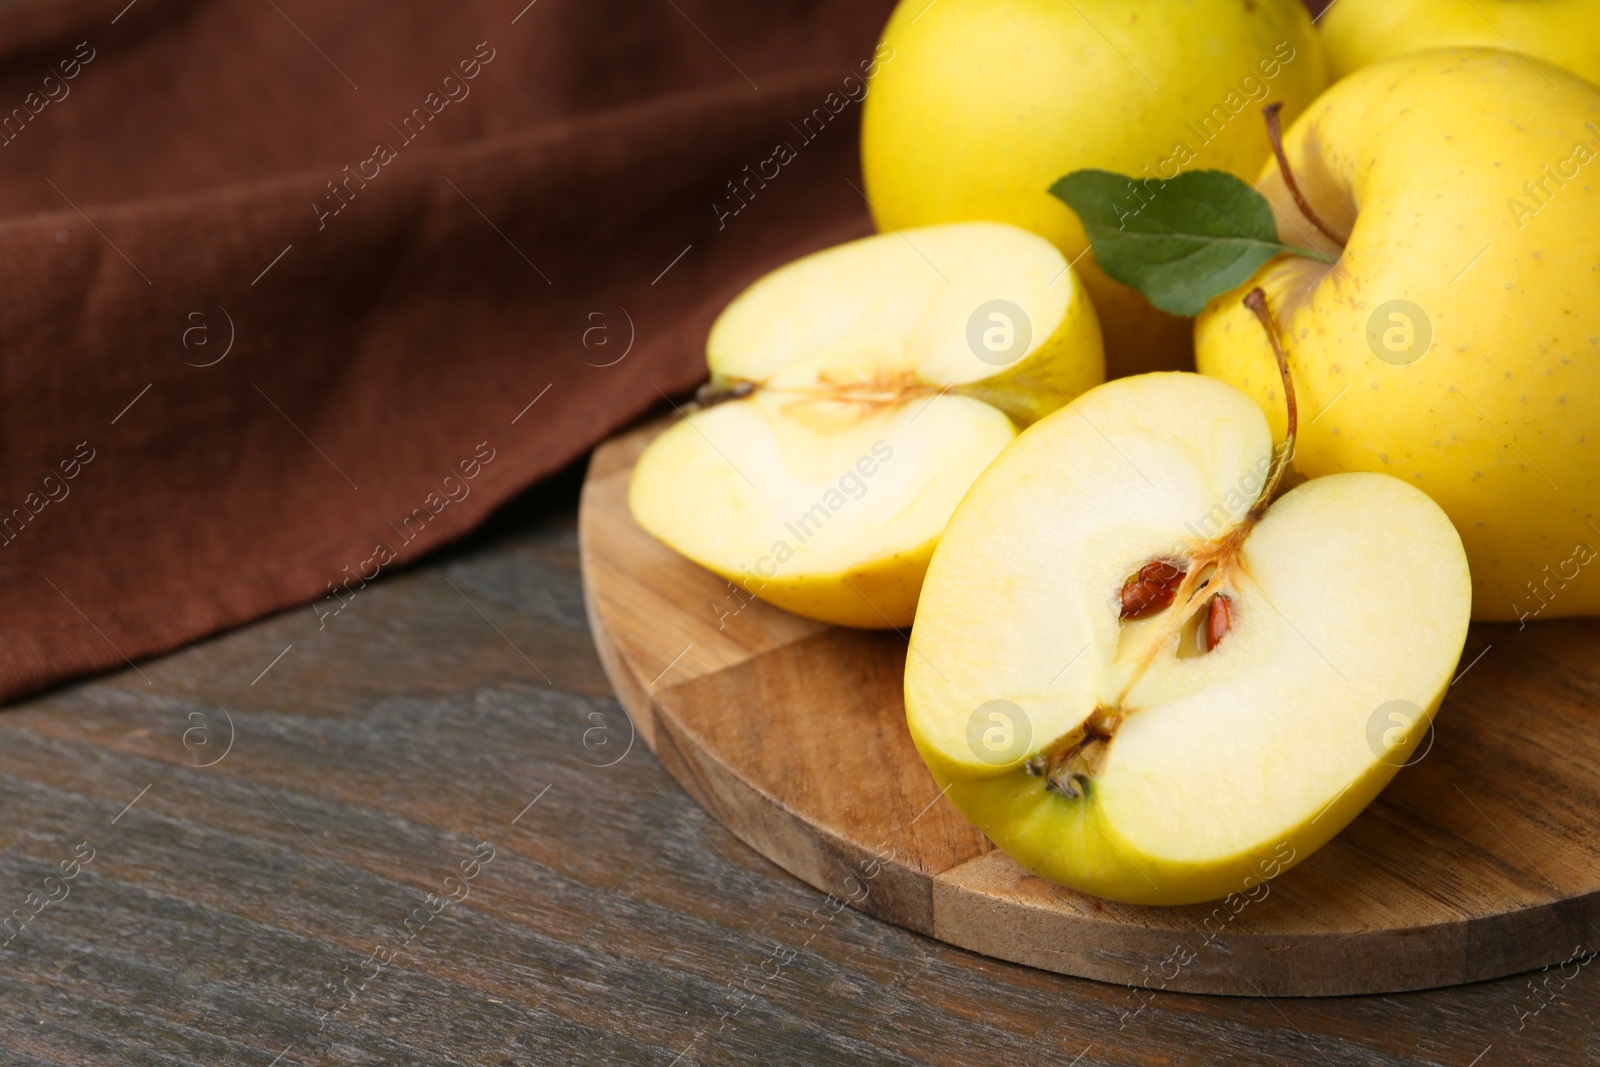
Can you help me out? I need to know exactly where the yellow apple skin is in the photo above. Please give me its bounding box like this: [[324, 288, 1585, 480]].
[[915, 716, 1435, 906], [861, 0, 1328, 377], [689, 535, 935, 631], [1196, 50, 1600, 621], [946, 273, 1103, 426], [1321, 0, 1600, 86]]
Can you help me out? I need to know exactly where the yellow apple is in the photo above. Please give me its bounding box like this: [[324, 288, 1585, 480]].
[[860, 0, 1328, 377], [1321, 0, 1600, 86], [629, 221, 1103, 628], [905, 372, 1471, 905], [1196, 49, 1600, 621]]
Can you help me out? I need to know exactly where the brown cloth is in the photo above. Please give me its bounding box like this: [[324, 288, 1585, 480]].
[[0, 0, 895, 702]]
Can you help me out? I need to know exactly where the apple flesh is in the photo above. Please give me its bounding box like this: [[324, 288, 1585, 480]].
[[860, 0, 1328, 376], [905, 373, 1471, 905], [1196, 49, 1600, 620], [629, 222, 1103, 628]]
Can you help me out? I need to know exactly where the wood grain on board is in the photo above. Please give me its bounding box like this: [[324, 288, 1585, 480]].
[[580, 420, 1600, 997]]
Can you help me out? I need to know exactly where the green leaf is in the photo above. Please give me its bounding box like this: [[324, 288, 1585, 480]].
[[1048, 168, 1332, 317]]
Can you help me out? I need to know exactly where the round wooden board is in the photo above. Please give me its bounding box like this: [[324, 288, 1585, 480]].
[[578, 419, 1600, 996]]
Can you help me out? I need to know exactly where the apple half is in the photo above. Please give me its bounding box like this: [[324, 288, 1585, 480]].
[[629, 222, 1103, 628], [905, 370, 1471, 905]]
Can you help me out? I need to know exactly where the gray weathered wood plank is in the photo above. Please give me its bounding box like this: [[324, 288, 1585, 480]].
[[0, 467, 1592, 1065]]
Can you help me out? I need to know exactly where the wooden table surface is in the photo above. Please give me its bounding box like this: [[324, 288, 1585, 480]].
[[1, 460, 1593, 1067]]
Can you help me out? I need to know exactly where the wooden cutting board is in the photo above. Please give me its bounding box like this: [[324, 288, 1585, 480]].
[[578, 419, 1600, 996]]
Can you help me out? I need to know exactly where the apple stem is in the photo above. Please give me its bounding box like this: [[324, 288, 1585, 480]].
[[1263, 102, 1344, 249], [691, 379, 756, 410], [1243, 287, 1297, 521]]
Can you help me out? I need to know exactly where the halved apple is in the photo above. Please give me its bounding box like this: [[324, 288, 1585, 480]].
[[905, 368, 1471, 904], [629, 221, 1104, 628]]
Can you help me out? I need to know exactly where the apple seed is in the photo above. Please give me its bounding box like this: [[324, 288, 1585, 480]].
[[1119, 559, 1188, 619], [1202, 593, 1234, 652], [1035, 292, 1296, 796]]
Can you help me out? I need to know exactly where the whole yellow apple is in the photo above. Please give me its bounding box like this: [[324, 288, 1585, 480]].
[[1320, 0, 1600, 86], [1195, 49, 1600, 621], [860, 0, 1328, 377]]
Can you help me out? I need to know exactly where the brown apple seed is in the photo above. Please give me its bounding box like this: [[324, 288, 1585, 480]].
[[1203, 594, 1234, 652], [1119, 560, 1188, 619]]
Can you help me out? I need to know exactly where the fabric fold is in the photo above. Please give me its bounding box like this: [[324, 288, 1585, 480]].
[[0, 0, 892, 701]]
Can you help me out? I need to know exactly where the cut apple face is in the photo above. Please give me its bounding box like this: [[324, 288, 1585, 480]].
[[905, 372, 1471, 905], [629, 222, 1104, 629]]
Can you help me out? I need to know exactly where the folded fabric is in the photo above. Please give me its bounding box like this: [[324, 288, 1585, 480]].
[[0, 0, 890, 701]]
